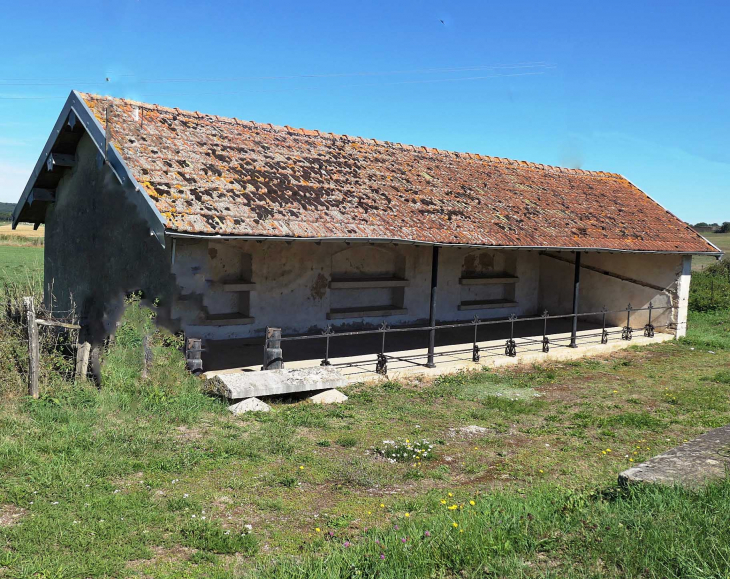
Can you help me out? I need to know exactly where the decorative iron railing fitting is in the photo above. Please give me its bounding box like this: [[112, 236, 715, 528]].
[[265, 303, 669, 375]]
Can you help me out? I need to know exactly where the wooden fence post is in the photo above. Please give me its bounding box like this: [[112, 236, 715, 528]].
[[23, 297, 39, 399], [75, 326, 91, 382]]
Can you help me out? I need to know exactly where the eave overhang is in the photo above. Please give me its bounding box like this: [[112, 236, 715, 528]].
[[165, 230, 725, 258], [12, 90, 167, 247]]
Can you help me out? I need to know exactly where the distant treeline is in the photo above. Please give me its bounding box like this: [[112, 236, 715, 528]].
[[692, 222, 730, 233], [0, 201, 14, 222]]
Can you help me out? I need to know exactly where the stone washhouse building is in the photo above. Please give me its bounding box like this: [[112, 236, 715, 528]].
[[12, 91, 723, 379]]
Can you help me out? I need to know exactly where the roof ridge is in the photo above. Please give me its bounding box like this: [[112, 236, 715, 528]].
[[80, 92, 624, 179]]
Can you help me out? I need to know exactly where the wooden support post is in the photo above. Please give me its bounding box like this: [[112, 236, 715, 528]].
[[426, 246, 440, 368], [569, 251, 581, 348], [75, 326, 91, 382], [263, 327, 283, 370], [185, 337, 203, 374], [23, 297, 39, 398]]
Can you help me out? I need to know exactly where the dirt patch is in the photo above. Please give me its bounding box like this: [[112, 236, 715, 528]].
[[174, 425, 204, 442], [0, 504, 27, 527], [126, 545, 195, 570]]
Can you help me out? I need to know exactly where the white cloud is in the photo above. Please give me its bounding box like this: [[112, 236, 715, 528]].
[[0, 162, 33, 203]]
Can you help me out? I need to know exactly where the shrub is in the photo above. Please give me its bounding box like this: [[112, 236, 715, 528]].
[[690, 261, 730, 312]]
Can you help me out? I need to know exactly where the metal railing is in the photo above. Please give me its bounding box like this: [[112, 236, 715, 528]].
[[263, 302, 671, 373]]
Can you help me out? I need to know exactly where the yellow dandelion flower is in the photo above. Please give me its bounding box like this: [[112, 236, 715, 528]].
[[469, 500, 475, 506], [539, 469, 544, 473], [315, 528, 321, 533], [440, 500, 447, 505], [405, 513, 410, 518], [380, 504, 385, 508], [452, 522, 458, 528], [448, 492, 453, 497], [299, 466, 305, 470]]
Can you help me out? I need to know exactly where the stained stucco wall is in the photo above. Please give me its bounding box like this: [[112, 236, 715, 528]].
[[171, 240, 541, 339], [44, 134, 175, 341], [538, 252, 687, 333]]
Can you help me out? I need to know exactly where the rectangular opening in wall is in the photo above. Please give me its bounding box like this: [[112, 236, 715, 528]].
[[200, 242, 255, 326], [328, 245, 408, 319], [458, 252, 519, 312]]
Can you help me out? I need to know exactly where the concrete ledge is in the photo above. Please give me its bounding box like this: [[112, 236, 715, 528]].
[[458, 300, 518, 311], [207, 366, 347, 400], [459, 275, 519, 285], [198, 314, 255, 326], [327, 306, 407, 319], [329, 277, 410, 289]]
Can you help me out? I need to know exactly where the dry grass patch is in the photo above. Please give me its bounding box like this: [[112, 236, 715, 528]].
[[0, 505, 27, 528]]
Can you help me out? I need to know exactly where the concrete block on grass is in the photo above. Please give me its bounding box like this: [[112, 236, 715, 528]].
[[228, 397, 271, 414], [208, 367, 347, 400], [307, 389, 348, 404]]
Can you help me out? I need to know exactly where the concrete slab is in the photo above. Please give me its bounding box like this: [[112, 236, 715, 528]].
[[207, 366, 347, 400], [619, 425, 730, 488]]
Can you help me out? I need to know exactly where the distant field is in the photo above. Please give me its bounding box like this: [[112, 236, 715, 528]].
[[0, 223, 45, 238], [694, 232, 730, 271], [0, 244, 43, 288]]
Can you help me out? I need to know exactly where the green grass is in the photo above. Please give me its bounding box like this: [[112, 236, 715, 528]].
[[0, 244, 43, 289], [0, 299, 729, 577], [1, 237, 730, 577]]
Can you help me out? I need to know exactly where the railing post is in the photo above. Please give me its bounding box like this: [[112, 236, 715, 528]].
[[542, 310, 550, 353], [505, 314, 517, 357], [601, 307, 608, 344], [569, 251, 581, 348], [376, 321, 388, 375], [472, 315, 480, 362], [622, 304, 633, 341], [320, 325, 333, 366], [644, 302, 655, 338], [426, 245, 440, 368], [23, 297, 39, 399], [263, 327, 283, 370]]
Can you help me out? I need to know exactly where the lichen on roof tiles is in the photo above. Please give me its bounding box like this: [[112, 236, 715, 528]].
[[79, 92, 717, 253]]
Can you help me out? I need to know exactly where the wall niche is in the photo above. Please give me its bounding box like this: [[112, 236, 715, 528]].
[[327, 245, 408, 319], [200, 241, 255, 325], [458, 250, 519, 311]]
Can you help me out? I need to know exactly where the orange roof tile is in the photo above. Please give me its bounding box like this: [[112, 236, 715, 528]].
[[80, 92, 718, 253]]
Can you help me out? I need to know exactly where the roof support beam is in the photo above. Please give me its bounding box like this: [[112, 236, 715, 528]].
[[46, 153, 75, 172], [27, 188, 55, 205]]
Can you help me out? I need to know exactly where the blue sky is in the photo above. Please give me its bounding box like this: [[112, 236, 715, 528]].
[[1, 0, 728, 223]]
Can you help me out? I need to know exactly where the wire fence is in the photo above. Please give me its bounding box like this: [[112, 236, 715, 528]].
[[2, 289, 88, 398]]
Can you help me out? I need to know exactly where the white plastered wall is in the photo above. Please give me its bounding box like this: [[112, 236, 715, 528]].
[[538, 252, 688, 334], [170, 239, 541, 339]]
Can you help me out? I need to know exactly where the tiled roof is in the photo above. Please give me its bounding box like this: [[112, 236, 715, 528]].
[[80, 93, 717, 253]]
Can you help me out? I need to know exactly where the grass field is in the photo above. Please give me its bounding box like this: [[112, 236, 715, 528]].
[[693, 232, 730, 270], [1, 242, 730, 576], [0, 244, 43, 289], [0, 224, 45, 239], [1, 236, 730, 577]]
